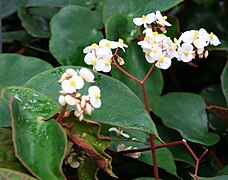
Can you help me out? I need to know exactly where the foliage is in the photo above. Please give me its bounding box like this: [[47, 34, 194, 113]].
[[1, 0, 228, 179]]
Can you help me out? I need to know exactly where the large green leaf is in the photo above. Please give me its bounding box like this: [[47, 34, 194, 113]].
[[153, 92, 219, 146], [63, 116, 115, 178], [103, 0, 183, 23], [0, 98, 11, 127], [0, 54, 53, 87], [111, 42, 164, 110], [24, 66, 158, 135], [221, 62, 228, 107], [105, 14, 139, 42], [0, 168, 36, 180], [0, 128, 27, 173], [2, 0, 17, 19], [2, 30, 34, 44], [50, 5, 103, 66], [2, 87, 66, 180], [18, 7, 58, 38], [16, 0, 100, 8]]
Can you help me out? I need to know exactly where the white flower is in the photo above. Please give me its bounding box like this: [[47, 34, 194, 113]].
[[83, 43, 99, 53], [99, 39, 117, 49], [79, 68, 94, 82], [61, 76, 84, 93], [84, 53, 103, 71], [155, 11, 171, 26], [178, 43, 194, 62], [108, 127, 130, 138], [208, 32, 221, 46], [193, 29, 208, 48], [133, 12, 156, 28], [58, 95, 66, 106], [88, 86, 101, 108], [156, 56, 172, 69], [65, 95, 77, 106], [116, 39, 128, 52]]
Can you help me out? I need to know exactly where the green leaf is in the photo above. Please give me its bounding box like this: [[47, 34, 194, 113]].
[[103, 0, 183, 23], [50, 5, 103, 66], [0, 54, 53, 87], [2, 0, 17, 19], [217, 166, 228, 176], [2, 30, 34, 44], [0, 98, 11, 127], [63, 116, 116, 178], [18, 7, 58, 38], [5, 87, 66, 180], [165, 16, 181, 39], [24, 66, 158, 135], [0, 128, 28, 173], [0, 168, 36, 180], [221, 62, 228, 107], [153, 92, 219, 146], [16, 0, 100, 8], [191, 174, 228, 180], [105, 14, 139, 42], [111, 41, 164, 110]]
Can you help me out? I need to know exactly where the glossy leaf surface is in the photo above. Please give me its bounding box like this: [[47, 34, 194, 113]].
[[154, 93, 219, 146], [0, 54, 53, 87], [50, 5, 103, 66], [0, 168, 36, 180], [24, 66, 158, 135]]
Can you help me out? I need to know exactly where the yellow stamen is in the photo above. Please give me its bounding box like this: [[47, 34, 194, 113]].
[[163, 16, 167, 20], [174, 45, 178, 50], [183, 51, 189, 55], [174, 38, 178, 43], [153, 32, 158, 36], [145, 52, 150, 56], [105, 42, 110, 47], [92, 59, 97, 65], [91, 43, 98, 47], [105, 61, 111, 65], [153, 49, 158, 53], [209, 32, 214, 38], [159, 57, 164, 62], [151, 40, 156, 45], [142, 15, 146, 20], [159, 34, 165, 37], [144, 36, 148, 41], [193, 30, 199, 40], [118, 38, 124, 44], [99, 45, 103, 48], [95, 93, 101, 98], [69, 79, 76, 87]]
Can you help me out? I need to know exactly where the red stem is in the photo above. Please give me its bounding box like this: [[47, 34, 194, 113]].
[[56, 104, 67, 123], [208, 148, 224, 169], [16, 47, 27, 54], [194, 149, 208, 177], [150, 134, 159, 180], [141, 83, 150, 114], [142, 62, 156, 83]]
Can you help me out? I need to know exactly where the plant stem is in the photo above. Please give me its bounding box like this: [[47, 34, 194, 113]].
[[142, 62, 156, 83], [194, 149, 208, 177], [56, 104, 67, 123], [141, 83, 150, 114], [112, 60, 141, 83], [150, 134, 159, 180], [208, 148, 224, 169]]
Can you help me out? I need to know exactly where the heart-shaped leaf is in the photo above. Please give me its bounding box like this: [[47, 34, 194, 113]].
[[103, 0, 183, 23], [0, 168, 36, 180], [111, 42, 164, 110], [50, 5, 103, 66], [0, 128, 28, 173], [2, 87, 66, 180], [153, 92, 219, 146], [105, 14, 140, 42], [0, 54, 53, 87], [221, 62, 228, 107], [24, 66, 158, 135]]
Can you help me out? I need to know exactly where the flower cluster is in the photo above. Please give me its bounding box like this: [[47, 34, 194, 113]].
[[133, 11, 221, 69], [83, 39, 128, 72], [58, 68, 101, 121]]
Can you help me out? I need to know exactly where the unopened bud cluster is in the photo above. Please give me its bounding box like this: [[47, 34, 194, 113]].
[[58, 68, 101, 121], [117, 144, 141, 159], [64, 141, 87, 168], [83, 39, 128, 72], [133, 11, 221, 69]]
